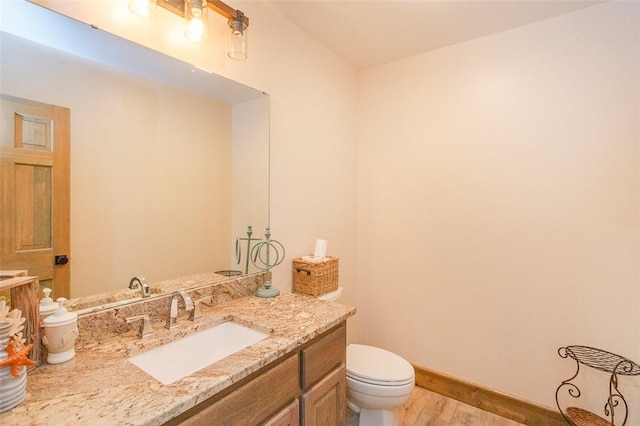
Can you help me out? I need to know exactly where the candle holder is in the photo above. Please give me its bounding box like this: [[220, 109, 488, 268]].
[[250, 227, 285, 298], [235, 225, 262, 275]]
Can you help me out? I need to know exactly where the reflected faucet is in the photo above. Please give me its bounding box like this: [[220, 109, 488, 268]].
[[165, 291, 194, 330], [129, 276, 150, 298]]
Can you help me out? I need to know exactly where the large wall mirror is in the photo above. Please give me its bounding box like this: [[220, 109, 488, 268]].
[[0, 2, 269, 306]]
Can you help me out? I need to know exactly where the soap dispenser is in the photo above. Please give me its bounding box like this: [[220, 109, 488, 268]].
[[39, 288, 57, 320], [42, 297, 79, 364]]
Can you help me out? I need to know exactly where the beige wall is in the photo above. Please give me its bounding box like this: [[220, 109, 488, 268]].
[[231, 96, 270, 274], [215, 1, 360, 302], [357, 1, 639, 412]]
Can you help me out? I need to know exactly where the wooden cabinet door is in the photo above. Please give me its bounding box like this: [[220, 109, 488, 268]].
[[301, 365, 346, 426], [263, 399, 300, 426], [0, 94, 70, 298]]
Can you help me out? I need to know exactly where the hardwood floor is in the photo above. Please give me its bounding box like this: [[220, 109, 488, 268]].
[[347, 386, 525, 425]]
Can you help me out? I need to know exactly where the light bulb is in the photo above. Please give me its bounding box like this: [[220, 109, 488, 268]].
[[184, 0, 208, 41], [129, 0, 157, 17], [186, 17, 206, 41]]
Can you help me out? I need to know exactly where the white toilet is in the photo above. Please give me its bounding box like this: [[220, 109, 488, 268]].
[[316, 288, 415, 426], [346, 344, 415, 426]]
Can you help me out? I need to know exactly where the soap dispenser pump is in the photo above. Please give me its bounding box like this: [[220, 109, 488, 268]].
[[42, 297, 79, 364]]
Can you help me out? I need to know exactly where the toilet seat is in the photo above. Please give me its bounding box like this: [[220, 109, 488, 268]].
[[346, 374, 415, 398], [347, 344, 414, 387], [347, 372, 414, 387]]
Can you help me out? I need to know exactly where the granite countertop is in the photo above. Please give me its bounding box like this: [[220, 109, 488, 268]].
[[0, 292, 356, 425], [64, 272, 234, 313]]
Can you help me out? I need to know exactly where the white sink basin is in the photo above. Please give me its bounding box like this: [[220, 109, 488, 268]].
[[128, 321, 269, 385]]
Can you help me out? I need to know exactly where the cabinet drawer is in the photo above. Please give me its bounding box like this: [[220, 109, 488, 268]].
[[179, 354, 299, 426], [300, 324, 346, 389]]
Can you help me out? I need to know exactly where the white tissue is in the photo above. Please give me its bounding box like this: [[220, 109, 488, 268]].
[[314, 239, 328, 258]]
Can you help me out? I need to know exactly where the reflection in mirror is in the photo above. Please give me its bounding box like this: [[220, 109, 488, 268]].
[[0, 10, 269, 307]]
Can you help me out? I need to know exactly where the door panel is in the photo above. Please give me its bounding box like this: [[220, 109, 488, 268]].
[[0, 94, 70, 299], [16, 164, 52, 251]]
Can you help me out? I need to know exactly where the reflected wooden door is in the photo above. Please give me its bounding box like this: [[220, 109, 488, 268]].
[[0, 94, 70, 299]]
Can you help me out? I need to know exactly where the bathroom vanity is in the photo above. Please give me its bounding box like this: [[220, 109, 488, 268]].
[[0, 274, 356, 425], [170, 323, 347, 425]]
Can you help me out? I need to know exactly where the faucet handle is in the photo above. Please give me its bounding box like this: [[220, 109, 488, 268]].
[[189, 296, 213, 322], [125, 314, 153, 338]]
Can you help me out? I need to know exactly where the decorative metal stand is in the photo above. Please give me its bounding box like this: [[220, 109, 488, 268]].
[[250, 227, 285, 298], [235, 225, 262, 275], [556, 345, 640, 426]]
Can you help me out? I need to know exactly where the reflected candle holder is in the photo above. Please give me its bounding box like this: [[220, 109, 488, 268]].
[[235, 225, 261, 275]]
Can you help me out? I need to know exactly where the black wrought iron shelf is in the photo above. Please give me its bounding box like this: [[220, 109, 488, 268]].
[[556, 345, 640, 426]]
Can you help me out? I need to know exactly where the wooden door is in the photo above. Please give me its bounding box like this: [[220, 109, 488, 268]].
[[0, 94, 70, 299]]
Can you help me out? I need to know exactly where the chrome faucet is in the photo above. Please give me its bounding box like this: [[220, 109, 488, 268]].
[[129, 276, 150, 298], [165, 291, 194, 330]]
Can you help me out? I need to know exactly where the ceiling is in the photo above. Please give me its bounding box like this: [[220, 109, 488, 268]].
[[265, 0, 603, 69]]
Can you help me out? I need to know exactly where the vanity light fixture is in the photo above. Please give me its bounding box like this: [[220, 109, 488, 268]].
[[227, 10, 247, 60], [128, 0, 250, 60]]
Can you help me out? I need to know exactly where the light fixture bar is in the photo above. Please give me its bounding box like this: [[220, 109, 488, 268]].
[[157, 0, 248, 26], [157, 0, 185, 17], [207, 0, 249, 26]]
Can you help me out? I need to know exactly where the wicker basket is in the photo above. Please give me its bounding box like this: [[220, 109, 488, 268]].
[[292, 256, 339, 297], [565, 407, 612, 426]]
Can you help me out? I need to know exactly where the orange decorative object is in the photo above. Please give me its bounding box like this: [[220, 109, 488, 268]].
[[0, 340, 35, 377]]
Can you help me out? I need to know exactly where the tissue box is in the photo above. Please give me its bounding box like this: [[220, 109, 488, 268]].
[[292, 256, 339, 297]]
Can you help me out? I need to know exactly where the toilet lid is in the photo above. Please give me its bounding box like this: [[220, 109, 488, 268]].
[[347, 344, 414, 385]]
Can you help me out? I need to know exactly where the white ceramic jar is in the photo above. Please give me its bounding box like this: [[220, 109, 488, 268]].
[[42, 298, 78, 364]]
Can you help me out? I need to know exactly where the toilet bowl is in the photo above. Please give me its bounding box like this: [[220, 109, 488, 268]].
[[346, 344, 415, 426], [314, 288, 414, 426]]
